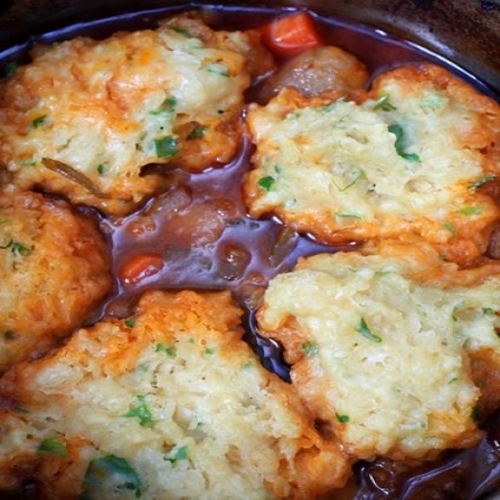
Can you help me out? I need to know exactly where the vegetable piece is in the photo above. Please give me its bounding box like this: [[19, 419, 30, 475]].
[[42, 158, 105, 198], [260, 11, 322, 58], [82, 454, 142, 498], [119, 253, 164, 285]]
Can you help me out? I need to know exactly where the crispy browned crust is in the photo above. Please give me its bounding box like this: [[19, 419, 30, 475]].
[[0, 290, 352, 499], [0, 189, 112, 372]]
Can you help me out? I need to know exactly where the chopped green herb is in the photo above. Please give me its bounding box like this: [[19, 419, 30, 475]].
[[373, 93, 397, 111], [388, 123, 421, 162], [468, 175, 497, 189], [204, 348, 215, 355], [459, 206, 483, 216], [301, 342, 319, 356], [155, 343, 176, 357], [124, 318, 136, 328], [164, 445, 188, 463], [154, 136, 179, 158], [150, 96, 178, 116], [187, 337, 195, 344], [32, 115, 48, 129], [18, 159, 37, 167], [187, 125, 207, 140], [483, 307, 495, 316], [335, 212, 362, 219], [122, 395, 153, 427], [205, 64, 230, 77], [169, 27, 190, 36], [333, 169, 364, 192], [97, 164, 107, 175], [444, 221, 456, 237], [0, 219, 11, 225], [257, 176, 275, 192], [37, 436, 68, 458], [355, 318, 382, 343], [0, 239, 32, 255], [82, 454, 142, 498], [2, 331, 15, 340], [336, 413, 350, 423]]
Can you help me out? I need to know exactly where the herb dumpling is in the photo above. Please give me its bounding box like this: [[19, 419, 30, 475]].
[[0, 11, 273, 215], [256, 241, 500, 462], [0, 290, 351, 499], [0, 189, 112, 373], [243, 63, 500, 266]]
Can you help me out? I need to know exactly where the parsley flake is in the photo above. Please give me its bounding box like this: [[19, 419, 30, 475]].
[[122, 395, 154, 427], [373, 93, 397, 111], [301, 342, 319, 356], [38, 436, 68, 458], [187, 125, 207, 140], [257, 176, 275, 192], [444, 221, 456, 237], [468, 175, 497, 189], [0, 239, 32, 255], [164, 445, 188, 463], [97, 164, 107, 175], [355, 318, 382, 343], [155, 343, 176, 357], [32, 115, 48, 129], [333, 169, 364, 192], [459, 206, 483, 216], [388, 123, 421, 162], [82, 454, 142, 498], [205, 63, 230, 77], [154, 136, 179, 158], [336, 413, 350, 423]]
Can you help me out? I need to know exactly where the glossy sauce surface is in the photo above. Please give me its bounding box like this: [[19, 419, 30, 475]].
[[2, 4, 500, 498]]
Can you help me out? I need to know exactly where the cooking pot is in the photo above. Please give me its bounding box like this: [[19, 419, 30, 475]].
[[0, 1, 499, 499], [0, 0, 499, 97]]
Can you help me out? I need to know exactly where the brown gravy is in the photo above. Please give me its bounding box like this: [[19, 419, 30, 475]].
[[2, 4, 500, 498]]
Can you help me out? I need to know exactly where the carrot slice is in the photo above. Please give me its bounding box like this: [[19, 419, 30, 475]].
[[119, 253, 164, 285], [260, 11, 322, 58]]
